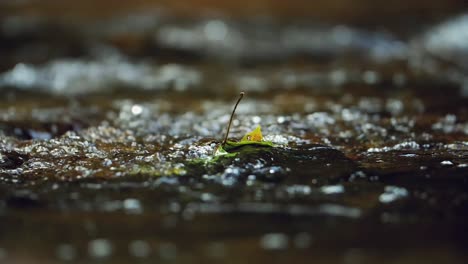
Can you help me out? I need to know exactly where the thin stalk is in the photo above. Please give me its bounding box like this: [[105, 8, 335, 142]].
[[222, 92, 244, 145]]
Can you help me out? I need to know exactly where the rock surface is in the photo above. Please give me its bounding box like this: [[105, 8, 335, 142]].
[[0, 1, 467, 263]]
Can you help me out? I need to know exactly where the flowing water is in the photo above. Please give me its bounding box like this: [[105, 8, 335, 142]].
[[0, 1, 467, 263]]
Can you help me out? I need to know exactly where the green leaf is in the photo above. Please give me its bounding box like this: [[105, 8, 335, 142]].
[[241, 125, 263, 142], [214, 145, 238, 157], [189, 126, 275, 166], [223, 125, 274, 152]]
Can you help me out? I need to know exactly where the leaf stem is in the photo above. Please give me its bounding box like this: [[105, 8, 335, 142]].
[[222, 92, 244, 146]]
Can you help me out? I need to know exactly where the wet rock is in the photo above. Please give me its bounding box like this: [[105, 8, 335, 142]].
[[0, 151, 28, 170], [0, 120, 82, 140], [0, 5, 467, 264], [0, 59, 202, 95], [188, 144, 355, 185], [5, 190, 43, 209]]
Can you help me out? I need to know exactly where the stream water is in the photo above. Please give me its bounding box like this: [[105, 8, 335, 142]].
[[0, 1, 467, 263]]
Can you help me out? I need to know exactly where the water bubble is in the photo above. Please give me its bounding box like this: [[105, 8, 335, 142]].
[[386, 99, 404, 115], [362, 70, 379, 84], [129, 240, 151, 258], [1, 63, 37, 87], [307, 112, 335, 127], [0, 59, 201, 94], [332, 25, 353, 45], [319, 204, 361, 218], [102, 159, 112, 167], [168, 202, 181, 213], [260, 233, 289, 250], [259, 166, 284, 181], [368, 141, 420, 153], [329, 69, 347, 86], [320, 185, 344, 194], [263, 134, 289, 145], [432, 114, 457, 133], [440, 160, 454, 166], [88, 239, 113, 259], [131, 104, 143, 115], [285, 185, 312, 196], [201, 193, 215, 202], [204, 20, 228, 42], [252, 116, 262, 124], [123, 198, 143, 214], [379, 186, 409, 203], [56, 244, 77, 261]]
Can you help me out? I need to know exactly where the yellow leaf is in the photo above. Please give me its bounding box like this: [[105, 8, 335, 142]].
[[241, 125, 263, 142]]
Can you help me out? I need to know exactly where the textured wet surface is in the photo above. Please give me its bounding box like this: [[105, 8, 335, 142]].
[[1, 1, 468, 263]]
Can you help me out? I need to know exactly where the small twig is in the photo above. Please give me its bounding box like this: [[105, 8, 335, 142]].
[[222, 92, 244, 146]]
